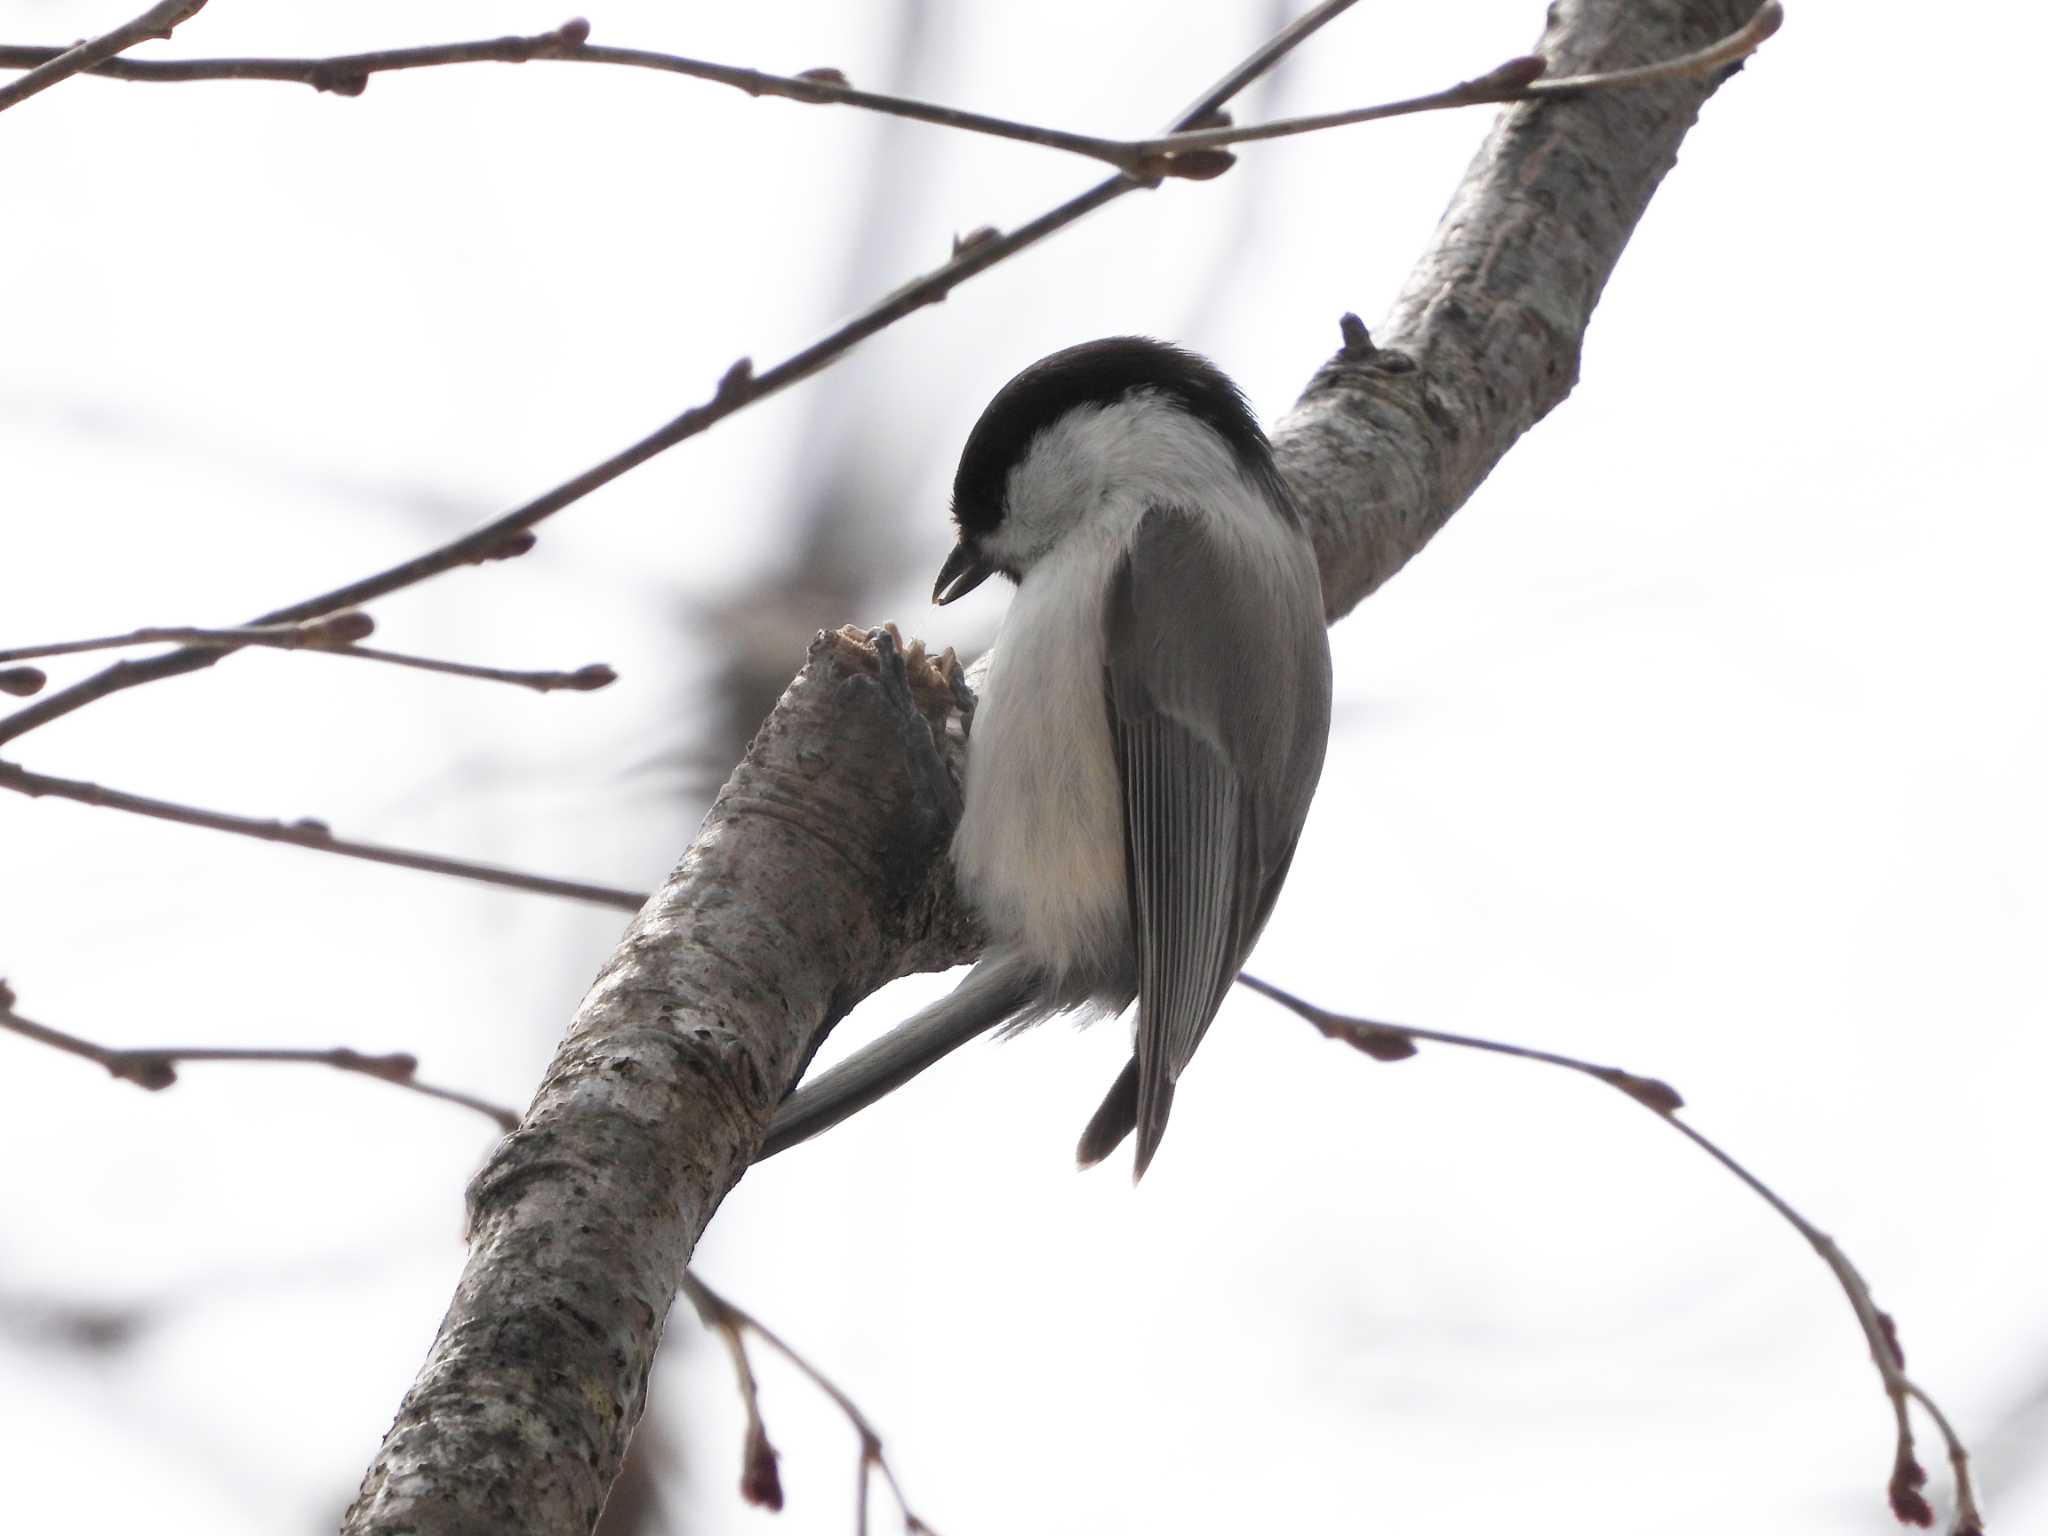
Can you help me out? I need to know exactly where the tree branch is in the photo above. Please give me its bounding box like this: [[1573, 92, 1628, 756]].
[[0, 610, 614, 700], [1131, 0, 1780, 157], [1239, 974, 1984, 1536], [683, 1272, 936, 1532], [0, 18, 1155, 176], [0, 611, 376, 664], [0, 759, 646, 911], [0, 0, 205, 113], [0, 982, 520, 1131], [0, 609, 613, 695], [0, 5, 1782, 179]]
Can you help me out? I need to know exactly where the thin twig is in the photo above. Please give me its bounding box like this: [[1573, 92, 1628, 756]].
[[0, 3, 1785, 179], [681, 1273, 785, 1513], [1238, 972, 1984, 1536], [0, 14, 1292, 180], [0, 985, 520, 1130], [0, 0, 1365, 750], [0, 0, 205, 113], [0, 611, 375, 664], [0, 759, 647, 911], [328, 646, 616, 694], [683, 1271, 937, 1535], [0, 612, 611, 694], [0, 21, 1146, 170], [1131, 1, 1783, 158]]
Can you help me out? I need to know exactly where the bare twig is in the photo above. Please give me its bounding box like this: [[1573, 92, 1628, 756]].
[[0, 759, 647, 911], [1131, 0, 1782, 157], [0, 14, 1259, 180], [682, 1272, 936, 1535], [1239, 972, 1984, 1536], [0, 611, 612, 695], [0, 0, 205, 113], [0, 983, 520, 1130], [0, 611, 376, 664], [330, 647, 616, 694], [0, 0, 1365, 751], [0, 3, 1784, 181], [0, 20, 1149, 169], [0, 20, 1197, 179]]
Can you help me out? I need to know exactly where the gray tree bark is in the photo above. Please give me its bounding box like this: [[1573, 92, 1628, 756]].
[[343, 2, 1763, 1531]]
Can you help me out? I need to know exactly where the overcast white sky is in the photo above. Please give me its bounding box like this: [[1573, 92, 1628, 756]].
[[3, 2, 2043, 1533]]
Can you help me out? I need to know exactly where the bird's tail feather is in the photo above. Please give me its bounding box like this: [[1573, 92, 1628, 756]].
[[1074, 1056, 1141, 1170], [755, 957, 1040, 1160]]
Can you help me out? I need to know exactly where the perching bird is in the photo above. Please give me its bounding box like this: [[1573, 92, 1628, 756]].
[[760, 337, 1332, 1178]]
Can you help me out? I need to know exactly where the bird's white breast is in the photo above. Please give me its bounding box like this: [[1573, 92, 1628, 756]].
[[952, 514, 1131, 987]]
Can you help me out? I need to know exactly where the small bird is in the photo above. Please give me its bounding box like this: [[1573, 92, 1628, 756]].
[[760, 337, 1332, 1177]]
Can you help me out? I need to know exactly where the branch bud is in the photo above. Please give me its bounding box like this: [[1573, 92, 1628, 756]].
[[740, 1420, 784, 1511], [476, 530, 539, 563], [301, 610, 376, 647]]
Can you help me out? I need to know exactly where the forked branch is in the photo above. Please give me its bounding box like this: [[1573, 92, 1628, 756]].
[[684, 1272, 938, 1534]]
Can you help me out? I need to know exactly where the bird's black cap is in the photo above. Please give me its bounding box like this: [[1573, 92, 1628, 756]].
[[949, 337, 1278, 541]]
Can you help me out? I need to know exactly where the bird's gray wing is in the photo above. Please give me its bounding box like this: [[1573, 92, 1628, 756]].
[[1093, 503, 1329, 1178]]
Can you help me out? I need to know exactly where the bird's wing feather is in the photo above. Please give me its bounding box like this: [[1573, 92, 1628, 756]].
[[1101, 503, 1324, 1176]]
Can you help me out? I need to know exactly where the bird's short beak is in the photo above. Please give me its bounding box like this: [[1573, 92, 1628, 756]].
[[932, 540, 997, 606]]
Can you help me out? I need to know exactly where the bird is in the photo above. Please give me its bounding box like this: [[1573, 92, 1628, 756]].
[[758, 336, 1332, 1178]]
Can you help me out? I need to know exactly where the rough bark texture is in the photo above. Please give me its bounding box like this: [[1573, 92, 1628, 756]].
[[345, 2, 1758, 1531]]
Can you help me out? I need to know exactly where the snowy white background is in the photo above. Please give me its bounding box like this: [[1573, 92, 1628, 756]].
[[2, 2, 2042, 1533]]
